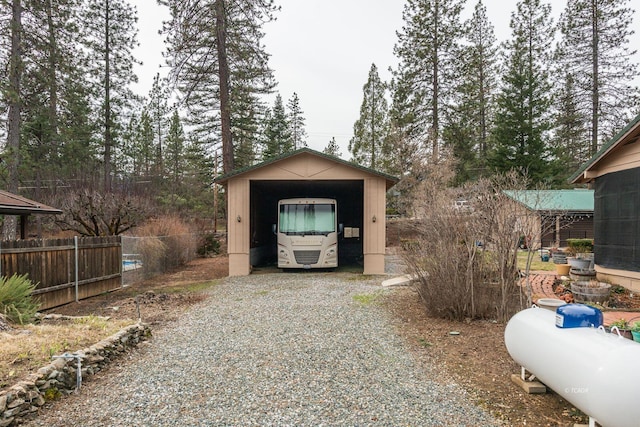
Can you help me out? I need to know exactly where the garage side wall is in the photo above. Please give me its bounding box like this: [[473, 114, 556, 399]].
[[227, 178, 251, 276], [363, 177, 386, 274]]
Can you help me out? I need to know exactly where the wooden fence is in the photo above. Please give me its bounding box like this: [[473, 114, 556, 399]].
[[0, 236, 122, 310]]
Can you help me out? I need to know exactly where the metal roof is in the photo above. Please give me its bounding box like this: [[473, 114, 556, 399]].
[[504, 189, 594, 212], [214, 147, 399, 188], [569, 112, 640, 183], [0, 190, 62, 215]]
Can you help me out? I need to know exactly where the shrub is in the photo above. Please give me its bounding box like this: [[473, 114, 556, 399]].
[[566, 239, 594, 255], [135, 236, 167, 278], [197, 233, 221, 256], [134, 215, 198, 272], [0, 274, 40, 324], [402, 169, 528, 322]]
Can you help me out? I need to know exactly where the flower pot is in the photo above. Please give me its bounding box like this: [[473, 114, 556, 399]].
[[569, 268, 597, 281], [555, 263, 571, 276], [552, 253, 567, 264], [570, 281, 611, 304], [632, 331, 640, 343], [568, 257, 592, 270]]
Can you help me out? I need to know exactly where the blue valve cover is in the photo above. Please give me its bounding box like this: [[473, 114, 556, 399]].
[[555, 303, 603, 328]]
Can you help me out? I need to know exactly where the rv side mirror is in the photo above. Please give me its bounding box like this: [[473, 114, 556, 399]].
[[272, 224, 277, 235], [338, 223, 344, 234]]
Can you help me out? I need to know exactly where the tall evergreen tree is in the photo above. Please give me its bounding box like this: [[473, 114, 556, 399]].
[[1, 0, 23, 239], [348, 63, 388, 170], [262, 94, 291, 160], [489, 0, 556, 185], [323, 137, 342, 158], [445, 0, 499, 183], [287, 92, 307, 149], [385, 73, 424, 178], [81, 0, 140, 191], [556, 0, 639, 155], [231, 86, 262, 169], [13, 0, 100, 195], [165, 109, 186, 188], [161, 0, 277, 173], [146, 73, 171, 178], [393, 0, 465, 162], [554, 70, 590, 175]]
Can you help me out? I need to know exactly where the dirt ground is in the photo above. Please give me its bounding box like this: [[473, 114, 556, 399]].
[[23, 254, 588, 426], [44, 257, 229, 325]]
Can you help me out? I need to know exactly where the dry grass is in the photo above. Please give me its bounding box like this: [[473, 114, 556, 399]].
[[0, 316, 135, 389]]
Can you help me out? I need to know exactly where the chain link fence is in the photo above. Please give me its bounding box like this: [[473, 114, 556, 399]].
[[121, 234, 199, 286]]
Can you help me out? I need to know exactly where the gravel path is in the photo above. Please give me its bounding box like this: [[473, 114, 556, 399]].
[[26, 273, 500, 426]]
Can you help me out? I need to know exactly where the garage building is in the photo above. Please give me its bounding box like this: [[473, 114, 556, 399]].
[[215, 148, 398, 276]]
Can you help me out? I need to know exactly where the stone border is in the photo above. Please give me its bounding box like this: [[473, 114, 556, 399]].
[[0, 322, 151, 426]]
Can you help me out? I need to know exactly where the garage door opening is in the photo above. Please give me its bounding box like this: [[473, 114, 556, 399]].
[[249, 180, 364, 271]]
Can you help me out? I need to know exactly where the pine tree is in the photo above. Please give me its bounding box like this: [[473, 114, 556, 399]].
[[446, 0, 499, 182], [146, 73, 171, 178], [231, 86, 262, 169], [262, 94, 292, 160], [81, 0, 140, 191], [556, 0, 639, 155], [348, 63, 388, 170], [161, 0, 277, 173], [137, 109, 155, 179], [1, 0, 23, 239], [323, 137, 342, 158], [165, 109, 186, 188], [393, 0, 465, 162], [554, 70, 590, 175], [287, 92, 307, 149], [385, 73, 424, 178], [489, 0, 556, 185]]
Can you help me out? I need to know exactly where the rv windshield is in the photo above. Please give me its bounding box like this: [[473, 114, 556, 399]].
[[279, 203, 335, 235]]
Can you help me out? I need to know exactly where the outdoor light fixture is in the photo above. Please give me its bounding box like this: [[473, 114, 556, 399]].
[[372, 215, 377, 222], [236, 215, 241, 222]]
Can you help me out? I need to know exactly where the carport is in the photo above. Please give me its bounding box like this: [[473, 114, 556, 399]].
[[215, 148, 398, 276]]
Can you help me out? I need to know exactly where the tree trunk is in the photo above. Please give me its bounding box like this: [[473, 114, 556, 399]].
[[104, 0, 113, 191], [215, 0, 233, 174], [590, 0, 599, 156], [3, 0, 23, 240]]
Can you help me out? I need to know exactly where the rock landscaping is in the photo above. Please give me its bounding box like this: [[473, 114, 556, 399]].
[[0, 322, 150, 426]]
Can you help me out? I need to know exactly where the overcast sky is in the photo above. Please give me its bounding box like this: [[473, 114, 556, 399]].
[[133, 0, 640, 159]]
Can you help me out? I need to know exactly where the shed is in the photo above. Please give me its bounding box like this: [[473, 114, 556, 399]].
[[215, 148, 398, 276], [0, 190, 62, 239], [504, 189, 594, 248], [570, 113, 640, 291]]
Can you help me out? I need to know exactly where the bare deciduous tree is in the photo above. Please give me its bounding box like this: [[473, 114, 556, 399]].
[[54, 189, 150, 236]]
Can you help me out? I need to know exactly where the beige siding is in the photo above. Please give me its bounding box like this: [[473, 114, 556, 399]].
[[588, 141, 640, 178], [246, 153, 373, 181], [363, 177, 386, 274], [227, 178, 250, 276]]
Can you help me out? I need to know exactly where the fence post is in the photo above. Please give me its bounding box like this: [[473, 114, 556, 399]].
[[74, 236, 79, 302]]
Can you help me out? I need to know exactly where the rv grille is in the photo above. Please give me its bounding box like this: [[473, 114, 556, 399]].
[[294, 250, 320, 265]]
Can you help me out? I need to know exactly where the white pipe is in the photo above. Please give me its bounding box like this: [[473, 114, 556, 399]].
[[505, 307, 640, 427]]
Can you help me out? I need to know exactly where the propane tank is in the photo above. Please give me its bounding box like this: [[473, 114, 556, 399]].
[[505, 306, 640, 427]]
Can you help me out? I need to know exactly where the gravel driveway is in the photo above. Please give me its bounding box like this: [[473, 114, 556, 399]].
[[26, 272, 500, 426]]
